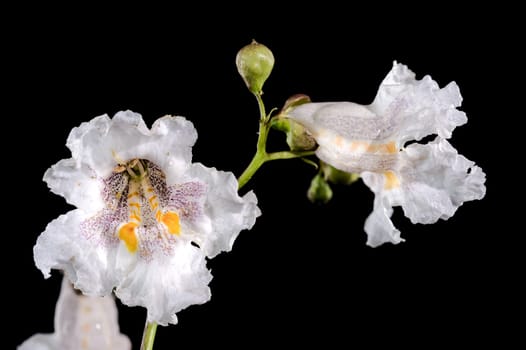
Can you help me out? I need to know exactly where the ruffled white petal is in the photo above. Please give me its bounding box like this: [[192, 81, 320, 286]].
[[34, 210, 119, 295], [361, 172, 404, 247], [360, 138, 486, 246], [371, 61, 467, 144], [66, 111, 197, 178], [44, 158, 104, 214], [148, 116, 198, 184], [185, 163, 261, 258], [399, 137, 486, 224], [115, 241, 212, 326]]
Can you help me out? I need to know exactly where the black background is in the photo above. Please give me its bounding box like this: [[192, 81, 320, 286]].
[[6, 5, 519, 349]]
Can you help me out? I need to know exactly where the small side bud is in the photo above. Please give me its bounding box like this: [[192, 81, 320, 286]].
[[281, 94, 311, 114], [236, 40, 274, 94], [273, 94, 316, 151], [286, 121, 317, 151], [307, 173, 333, 204]]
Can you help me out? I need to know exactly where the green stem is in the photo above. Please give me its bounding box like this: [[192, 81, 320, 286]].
[[140, 322, 158, 350], [267, 150, 315, 161], [255, 92, 267, 123], [238, 93, 315, 190]]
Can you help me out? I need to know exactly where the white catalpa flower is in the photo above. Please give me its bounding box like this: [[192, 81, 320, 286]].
[[18, 277, 130, 350], [287, 62, 486, 247], [34, 111, 260, 325]]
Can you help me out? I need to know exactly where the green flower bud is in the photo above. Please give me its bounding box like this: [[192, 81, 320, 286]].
[[307, 173, 333, 204], [272, 94, 316, 151], [236, 40, 274, 94], [281, 94, 311, 114], [322, 162, 360, 185], [286, 120, 317, 151]]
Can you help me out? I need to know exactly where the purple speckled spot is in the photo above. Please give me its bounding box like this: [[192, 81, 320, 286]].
[[145, 160, 206, 221], [166, 182, 206, 221], [81, 171, 129, 247]]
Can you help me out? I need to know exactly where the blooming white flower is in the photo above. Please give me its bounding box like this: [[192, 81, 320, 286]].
[[287, 62, 486, 246], [18, 277, 130, 350], [34, 111, 260, 325]]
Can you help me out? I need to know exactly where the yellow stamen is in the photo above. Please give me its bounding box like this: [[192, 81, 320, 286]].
[[148, 195, 158, 207], [118, 222, 139, 252], [384, 171, 400, 190], [161, 211, 181, 235]]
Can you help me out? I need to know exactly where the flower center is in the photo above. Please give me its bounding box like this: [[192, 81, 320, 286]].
[[82, 159, 206, 259], [115, 159, 182, 253]]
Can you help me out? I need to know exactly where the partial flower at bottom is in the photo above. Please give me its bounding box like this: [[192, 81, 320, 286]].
[[286, 62, 486, 247], [18, 277, 130, 350], [34, 111, 260, 325]]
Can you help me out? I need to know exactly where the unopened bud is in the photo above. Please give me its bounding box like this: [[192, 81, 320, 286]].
[[236, 40, 274, 94], [281, 94, 311, 114], [307, 173, 333, 204], [273, 94, 316, 151]]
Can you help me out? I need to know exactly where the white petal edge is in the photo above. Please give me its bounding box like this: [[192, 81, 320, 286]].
[[115, 241, 212, 326], [44, 158, 104, 214], [370, 61, 467, 144], [33, 210, 119, 295], [362, 172, 404, 247], [185, 163, 261, 258], [399, 137, 486, 224], [65, 111, 197, 179]]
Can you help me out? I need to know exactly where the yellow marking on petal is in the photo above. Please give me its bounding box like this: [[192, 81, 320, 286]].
[[128, 191, 139, 199], [118, 222, 139, 253], [146, 187, 154, 193], [129, 202, 140, 209], [155, 210, 162, 222], [349, 141, 370, 152], [161, 211, 181, 235], [385, 141, 397, 154], [334, 136, 343, 147], [384, 171, 400, 190]]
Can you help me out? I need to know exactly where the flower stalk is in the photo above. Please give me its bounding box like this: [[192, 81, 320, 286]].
[[141, 322, 158, 350], [238, 92, 315, 190]]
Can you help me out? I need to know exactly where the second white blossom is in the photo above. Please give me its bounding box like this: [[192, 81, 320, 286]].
[[287, 62, 486, 246]]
